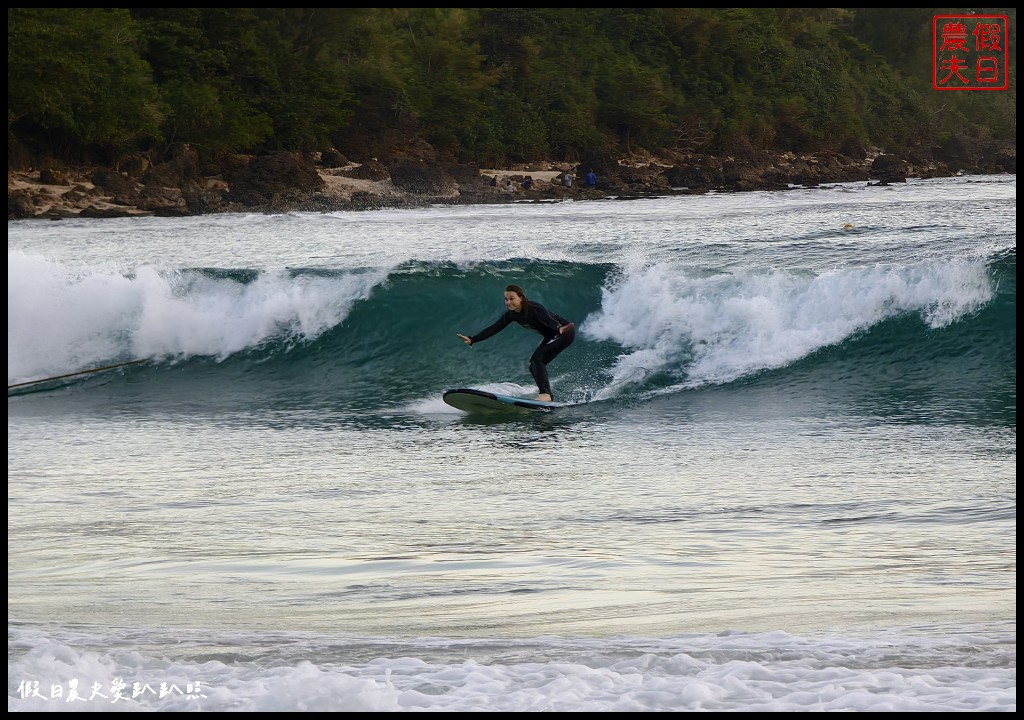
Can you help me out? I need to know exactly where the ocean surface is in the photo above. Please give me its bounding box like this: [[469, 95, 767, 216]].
[[7, 175, 1016, 711]]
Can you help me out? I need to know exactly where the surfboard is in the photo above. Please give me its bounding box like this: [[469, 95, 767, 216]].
[[443, 388, 561, 413]]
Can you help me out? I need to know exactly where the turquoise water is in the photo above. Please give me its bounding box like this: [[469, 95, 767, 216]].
[[8, 176, 1016, 711]]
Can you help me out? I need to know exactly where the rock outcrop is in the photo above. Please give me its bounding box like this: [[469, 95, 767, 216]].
[[8, 135, 1015, 221]]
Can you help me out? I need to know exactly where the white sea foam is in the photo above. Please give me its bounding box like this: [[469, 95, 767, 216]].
[[583, 257, 994, 391], [8, 625, 1015, 712], [7, 251, 388, 384]]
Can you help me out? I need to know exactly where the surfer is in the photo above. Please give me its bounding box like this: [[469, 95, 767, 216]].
[[457, 284, 575, 402]]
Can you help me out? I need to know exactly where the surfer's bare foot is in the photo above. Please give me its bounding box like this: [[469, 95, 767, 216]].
[[536, 393, 552, 402]]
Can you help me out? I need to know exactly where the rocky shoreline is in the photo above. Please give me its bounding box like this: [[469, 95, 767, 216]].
[[8, 137, 1015, 221]]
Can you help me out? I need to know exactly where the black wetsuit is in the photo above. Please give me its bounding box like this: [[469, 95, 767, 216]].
[[468, 301, 575, 398]]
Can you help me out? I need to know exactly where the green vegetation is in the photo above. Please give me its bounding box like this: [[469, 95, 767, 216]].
[[7, 8, 1016, 169]]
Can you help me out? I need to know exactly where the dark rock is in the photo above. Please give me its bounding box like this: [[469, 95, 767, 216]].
[[41, 207, 81, 219], [8, 191, 36, 219], [722, 160, 765, 190], [934, 135, 976, 164], [79, 206, 137, 219], [344, 191, 392, 211], [227, 151, 325, 206], [443, 162, 484, 185], [345, 161, 391, 181], [991, 152, 1016, 173], [141, 163, 184, 189], [91, 170, 139, 198], [118, 153, 151, 178], [39, 167, 68, 186], [666, 156, 724, 189], [138, 186, 189, 214], [839, 138, 868, 160], [217, 154, 253, 183], [320, 148, 347, 167], [141, 144, 201, 188], [870, 154, 909, 183], [614, 165, 672, 193], [980, 140, 1016, 173], [181, 179, 225, 214], [388, 159, 456, 195], [7, 133, 1014, 221]]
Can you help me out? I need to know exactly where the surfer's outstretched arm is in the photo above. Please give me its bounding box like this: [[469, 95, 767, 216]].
[[458, 313, 512, 347]]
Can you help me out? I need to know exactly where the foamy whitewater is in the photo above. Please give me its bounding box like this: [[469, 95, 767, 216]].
[[8, 176, 1016, 711]]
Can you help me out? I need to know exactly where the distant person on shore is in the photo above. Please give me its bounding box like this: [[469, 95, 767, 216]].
[[522, 176, 534, 191], [503, 178, 517, 193], [563, 171, 573, 188], [585, 169, 597, 189]]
